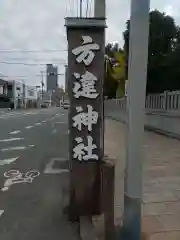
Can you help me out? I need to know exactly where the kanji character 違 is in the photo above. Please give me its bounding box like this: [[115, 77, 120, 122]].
[[72, 36, 100, 65], [73, 71, 99, 99], [72, 105, 98, 131], [73, 136, 98, 161]]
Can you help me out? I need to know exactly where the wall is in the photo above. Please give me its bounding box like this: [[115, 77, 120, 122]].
[[105, 100, 180, 139]]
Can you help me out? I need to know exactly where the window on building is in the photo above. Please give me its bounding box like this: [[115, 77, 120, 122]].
[[28, 90, 34, 96], [0, 85, 3, 94]]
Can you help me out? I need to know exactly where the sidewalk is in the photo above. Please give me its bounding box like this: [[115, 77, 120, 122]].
[[104, 119, 180, 240]]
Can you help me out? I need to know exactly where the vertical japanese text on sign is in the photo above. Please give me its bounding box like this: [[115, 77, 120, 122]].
[[71, 35, 100, 162]]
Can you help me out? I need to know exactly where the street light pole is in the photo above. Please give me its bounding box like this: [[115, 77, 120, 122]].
[[123, 0, 150, 239]]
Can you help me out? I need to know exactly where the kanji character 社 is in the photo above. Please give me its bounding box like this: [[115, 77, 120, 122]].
[[72, 105, 98, 131], [73, 71, 99, 99], [72, 36, 100, 65], [73, 136, 98, 161]]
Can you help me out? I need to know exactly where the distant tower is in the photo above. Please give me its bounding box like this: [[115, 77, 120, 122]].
[[46, 64, 58, 92], [65, 65, 68, 94]]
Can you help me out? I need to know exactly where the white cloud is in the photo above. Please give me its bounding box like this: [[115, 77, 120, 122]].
[[0, 0, 180, 87]]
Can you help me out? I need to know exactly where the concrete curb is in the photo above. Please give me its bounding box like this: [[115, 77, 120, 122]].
[[106, 115, 180, 141]]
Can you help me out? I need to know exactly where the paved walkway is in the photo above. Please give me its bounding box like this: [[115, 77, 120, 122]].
[[104, 119, 180, 240]]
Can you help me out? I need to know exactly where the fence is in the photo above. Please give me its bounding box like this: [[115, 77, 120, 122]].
[[112, 91, 180, 112], [105, 90, 180, 139]]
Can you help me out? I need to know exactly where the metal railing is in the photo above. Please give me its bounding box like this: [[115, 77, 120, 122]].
[[109, 91, 180, 112]]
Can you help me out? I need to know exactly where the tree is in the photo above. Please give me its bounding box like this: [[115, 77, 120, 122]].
[[104, 44, 125, 98], [123, 10, 180, 93]]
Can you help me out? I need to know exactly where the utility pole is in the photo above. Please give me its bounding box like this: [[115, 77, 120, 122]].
[[94, 0, 106, 161], [123, 0, 150, 239], [40, 71, 44, 100], [80, 0, 82, 18], [94, 0, 106, 18]]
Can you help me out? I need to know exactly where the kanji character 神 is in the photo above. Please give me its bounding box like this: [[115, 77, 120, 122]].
[[73, 136, 98, 161], [72, 36, 100, 65], [73, 71, 99, 99], [72, 105, 98, 131]]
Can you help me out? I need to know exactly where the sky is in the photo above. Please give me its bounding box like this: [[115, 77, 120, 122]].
[[0, 0, 180, 88]]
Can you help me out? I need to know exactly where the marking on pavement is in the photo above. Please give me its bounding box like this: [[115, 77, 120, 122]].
[[0, 157, 19, 166], [0, 210, 4, 218], [44, 158, 69, 174], [42, 120, 46, 123], [1, 169, 40, 192], [0, 138, 24, 142], [1, 145, 35, 152], [10, 130, 21, 135], [35, 123, 42, 126], [55, 121, 66, 124], [25, 126, 33, 129]]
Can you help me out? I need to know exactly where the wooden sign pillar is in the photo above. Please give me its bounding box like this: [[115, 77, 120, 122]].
[[65, 18, 106, 218]]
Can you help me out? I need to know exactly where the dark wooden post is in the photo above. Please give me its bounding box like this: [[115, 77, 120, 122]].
[[65, 18, 106, 219]]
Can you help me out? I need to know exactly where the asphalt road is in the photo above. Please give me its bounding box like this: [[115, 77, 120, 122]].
[[0, 108, 80, 240]]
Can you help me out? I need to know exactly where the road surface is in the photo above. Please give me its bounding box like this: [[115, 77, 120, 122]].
[[0, 108, 79, 240]]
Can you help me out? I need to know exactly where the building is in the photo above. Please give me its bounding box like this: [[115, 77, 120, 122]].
[[24, 85, 38, 108], [46, 64, 58, 92], [7, 80, 38, 109], [0, 79, 9, 108]]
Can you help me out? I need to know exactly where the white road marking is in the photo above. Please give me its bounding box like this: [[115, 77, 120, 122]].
[[35, 123, 41, 126], [42, 120, 46, 123], [0, 157, 19, 166], [10, 130, 21, 135], [1, 145, 35, 152], [55, 122, 66, 124], [44, 158, 69, 174], [1, 169, 40, 192], [0, 138, 23, 142], [25, 126, 33, 129], [0, 210, 4, 218]]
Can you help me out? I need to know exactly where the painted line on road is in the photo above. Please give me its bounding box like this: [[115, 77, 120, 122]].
[[54, 121, 66, 124], [25, 126, 33, 129], [44, 158, 69, 174], [9, 130, 21, 135], [1, 145, 35, 152], [0, 138, 24, 142], [42, 120, 46, 123], [0, 157, 19, 166], [35, 123, 42, 126], [0, 210, 4, 218]]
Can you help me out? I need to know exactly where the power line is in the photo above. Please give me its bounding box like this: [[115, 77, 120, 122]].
[[0, 57, 66, 61], [0, 61, 66, 66], [0, 49, 67, 53], [1, 73, 65, 78]]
